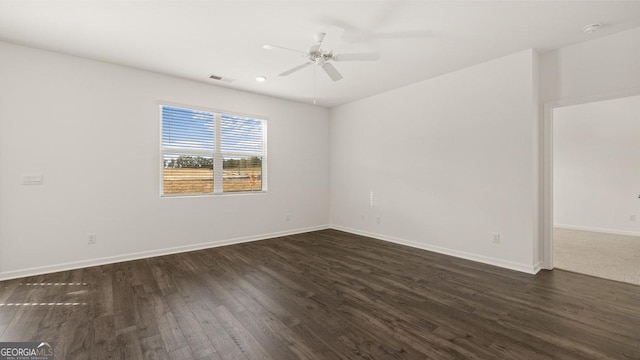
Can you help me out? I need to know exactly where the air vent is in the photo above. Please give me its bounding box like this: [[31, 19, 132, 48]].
[[208, 74, 234, 82]]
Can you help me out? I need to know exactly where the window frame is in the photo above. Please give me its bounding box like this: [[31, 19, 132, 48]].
[[159, 103, 268, 197]]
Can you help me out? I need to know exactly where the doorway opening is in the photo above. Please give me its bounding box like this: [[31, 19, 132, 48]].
[[544, 93, 640, 285]]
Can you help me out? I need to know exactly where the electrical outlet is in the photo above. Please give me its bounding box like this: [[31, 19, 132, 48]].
[[376, 216, 381, 224], [88, 233, 97, 245], [492, 233, 501, 244], [361, 214, 365, 221], [630, 215, 637, 222], [285, 214, 290, 222]]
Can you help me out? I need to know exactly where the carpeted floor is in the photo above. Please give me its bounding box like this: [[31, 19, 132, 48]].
[[553, 228, 640, 286]]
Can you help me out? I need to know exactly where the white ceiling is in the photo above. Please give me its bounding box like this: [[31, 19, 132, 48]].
[[1, 1, 639, 108]]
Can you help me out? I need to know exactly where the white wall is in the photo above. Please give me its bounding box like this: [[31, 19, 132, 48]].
[[553, 95, 640, 236], [540, 27, 640, 103], [0, 41, 330, 279], [330, 49, 541, 273]]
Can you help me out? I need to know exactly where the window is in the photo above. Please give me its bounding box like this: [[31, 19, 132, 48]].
[[161, 104, 266, 196]]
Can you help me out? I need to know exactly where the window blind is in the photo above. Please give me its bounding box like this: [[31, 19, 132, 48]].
[[221, 114, 263, 154], [162, 106, 214, 151], [160, 105, 266, 196]]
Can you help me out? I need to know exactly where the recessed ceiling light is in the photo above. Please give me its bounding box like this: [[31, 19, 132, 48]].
[[262, 44, 273, 50], [256, 76, 267, 82], [583, 23, 602, 34]]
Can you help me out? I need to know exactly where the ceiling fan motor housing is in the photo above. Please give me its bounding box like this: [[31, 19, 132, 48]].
[[310, 50, 333, 66]]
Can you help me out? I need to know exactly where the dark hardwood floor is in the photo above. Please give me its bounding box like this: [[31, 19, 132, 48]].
[[0, 229, 639, 359]]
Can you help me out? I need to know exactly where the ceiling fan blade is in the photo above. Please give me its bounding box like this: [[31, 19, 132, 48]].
[[333, 53, 379, 61], [279, 62, 313, 77], [322, 62, 343, 81], [318, 25, 344, 52], [307, 44, 321, 54], [263, 43, 307, 55]]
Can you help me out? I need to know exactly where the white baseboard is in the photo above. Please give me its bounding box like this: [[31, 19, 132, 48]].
[[330, 225, 540, 275], [532, 261, 544, 274], [554, 224, 640, 237], [0, 224, 545, 281], [0, 225, 330, 281]]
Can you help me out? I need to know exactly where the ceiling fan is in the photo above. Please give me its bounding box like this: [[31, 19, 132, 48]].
[[264, 27, 379, 82]]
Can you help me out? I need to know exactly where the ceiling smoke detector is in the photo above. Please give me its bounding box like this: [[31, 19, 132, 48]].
[[583, 23, 602, 34]]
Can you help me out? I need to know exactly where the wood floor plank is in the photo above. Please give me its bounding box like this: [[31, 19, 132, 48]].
[[164, 293, 219, 359], [0, 229, 638, 359], [155, 308, 187, 353], [91, 315, 116, 360], [116, 326, 145, 359], [184, 299, 249, 360], [211, 305, 273, 360], [140, 334, 171, 360], [167, 346, 195, 360], [232, 264, 365, 359]]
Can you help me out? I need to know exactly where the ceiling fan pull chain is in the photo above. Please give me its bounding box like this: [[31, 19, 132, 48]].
[[313, 64, 317, 105]]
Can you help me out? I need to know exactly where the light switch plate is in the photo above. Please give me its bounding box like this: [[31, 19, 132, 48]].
[[22, 173, 43, 185]]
